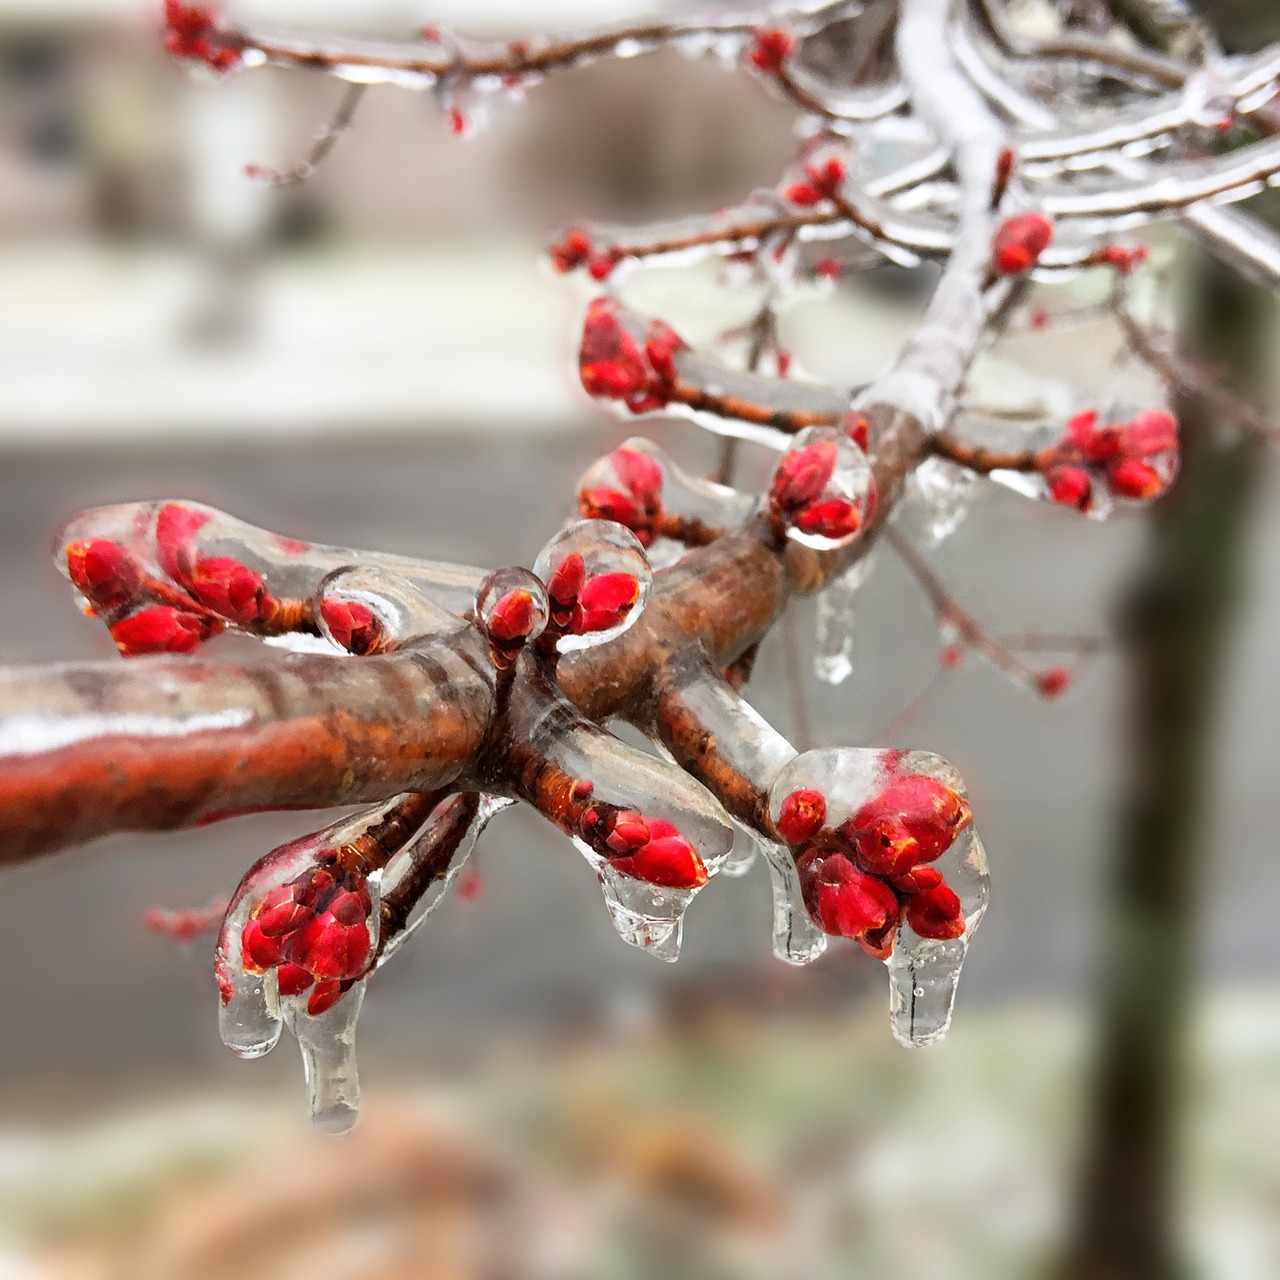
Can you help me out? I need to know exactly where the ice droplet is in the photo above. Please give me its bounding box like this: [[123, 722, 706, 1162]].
[[595, 861, 691, 963], [813, 556, 874, 685], [215, 952, 281, 1059], [760, 839, 827, 966]]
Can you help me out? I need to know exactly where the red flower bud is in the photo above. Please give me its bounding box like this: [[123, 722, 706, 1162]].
[[771, 440, 837, 512], [241, 919, 288, 973], [155, 504, 211, 584], [485, 588, 539, 644], [800, 850, 900, 940], [546, 552, 586, 611], [1047, 465, 1093, 511], [549, 227, 592, 273], [843, 774, 972, 874], [109, 606, 216, 657], [1095, 243, 1148, 275], [612, 447, 663, 506], [65, 539, 143, 611], [1036, 666, 1072, 700], [579, 487, 647, 536], [588, 251, 621, 282], [784, 182, 823, 207], [644, 321, 685, 387], [793, 497, 861, 540], [893, 864, 944, 895], [276, 963, 314, 997], [905, 882, 966, 940], [307, 980, 349, 1017], [612, 823, 708, 889], [253, 882, 316, 938], [777, 788, 827, 846], [573, 572, 641, 634], [292, 887, 372, 981], [605, 810, 651, 854], [189, 556, 272, 626], [748, 26, 797, 74], [162, 3, 239, 73], [992, 212, 1053, 275], [840, 413, 870, 451], [1107, 458, 1165, 500], [579, 299, 650, 404], [814, 257, 843, 282], [320, 598, 384, 655], [1119, 408, 1177, 460]]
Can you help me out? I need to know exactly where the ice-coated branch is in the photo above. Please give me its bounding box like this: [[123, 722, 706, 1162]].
[[4, 0, 1271, 1126]]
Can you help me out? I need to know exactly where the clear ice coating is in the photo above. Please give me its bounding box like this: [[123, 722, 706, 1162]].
[[760, 837, 829, 966], [533, 518, 654, 652], [53, 499, 485, 643], [315, 564, 471, 651], [766, 426, 876, 551], [719, 823, 761, 879], [897, 458, 977, 547], [215, 806, 396, 1129], [813, 556, 874, 685], [474, 567, 550, 652], [768, 747, 989, 1047], [576, 437, 755, 560]]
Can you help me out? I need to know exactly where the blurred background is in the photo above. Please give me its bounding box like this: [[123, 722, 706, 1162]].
[[0, 1, 1278, 1276]]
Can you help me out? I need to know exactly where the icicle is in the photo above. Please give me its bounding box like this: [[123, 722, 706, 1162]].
[[899, 457, 978, 546], [592, 858, 693, 962], [719, 823, 761, 879], [767, 746, 989, 1044], [280, 979, 367, 1135], [760, 839, 828, 966], [813, 556, 874, 685]]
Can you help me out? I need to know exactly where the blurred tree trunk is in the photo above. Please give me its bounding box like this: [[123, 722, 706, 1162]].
[[1062, 9, 1277, 1275]]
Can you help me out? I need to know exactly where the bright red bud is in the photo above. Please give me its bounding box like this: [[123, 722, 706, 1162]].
[[844, 774, 972, 873], [1119, 408, 1177, 460], [189, 557, 272, 626], [1107, 458, 1165, 500], [794, 497, 861, 540], [644, 321, 685, 387], [65, 539, 143, 611], [612, 448, 663, 505], [549, 227, 592, 273], [579, 486, 646, 533], [320, 598, 384, 655], [573, 572, 640, 634], [1036, 666, 1072, 700], [109, 606, 216, 657], [486, 588, 539, 644], [307, 980, 349, 1016], [800, 850, 900, 940], [905, 882, 966, 940], [292, 888, 372, 981], [748, 26, 797, 74], [777, 788, 827, 847], [276, 963, 314, 997], [992, 212, 1053, 275], [155, 504, 211, 584], [1047, 465, 1093, 511], [547, 552, 586, 611], [613, 832, 708, 889]]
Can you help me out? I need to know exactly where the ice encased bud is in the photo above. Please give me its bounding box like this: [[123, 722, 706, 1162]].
[[315, 565, 469, 652], [766, 426, 875, 551], [475, 567, 549, 655], [533, 518, 653, 652], [768, 747, 989, 1047]]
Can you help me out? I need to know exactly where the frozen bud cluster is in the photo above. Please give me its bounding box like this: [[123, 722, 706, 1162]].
[[163, 2, 240, 73], [578, 298, 687, 415], [766, 426, 876, 549], [1046, 407, 1179, 515], [475, 567, 549, 667], [533, 519, 653, 651], [770, 749, 989, 1046]]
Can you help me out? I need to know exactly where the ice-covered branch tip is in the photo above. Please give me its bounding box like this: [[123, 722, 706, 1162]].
[[3, 0, 1274, 1130]]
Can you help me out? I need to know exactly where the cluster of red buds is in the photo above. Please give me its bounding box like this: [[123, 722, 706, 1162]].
[[578, 298, 686, 415], [747, 25, 797, 75], [767, 434, 873, 544], [776, 771, 972, 959], [548, 227, 620, 282], [545, 551, 642, 637], [784, 155, 847, 207], [1087, 243, 1150, 276], [578, 447, 664, 547], [319, 598, 385, 655], [1045, 407, 1179, 511], [162, 1, 240, 73], [581, 805, 708, 889], [240, 864, 375, 1017], [991, 212, 1054, 276], [143, 897, 229, 945]]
